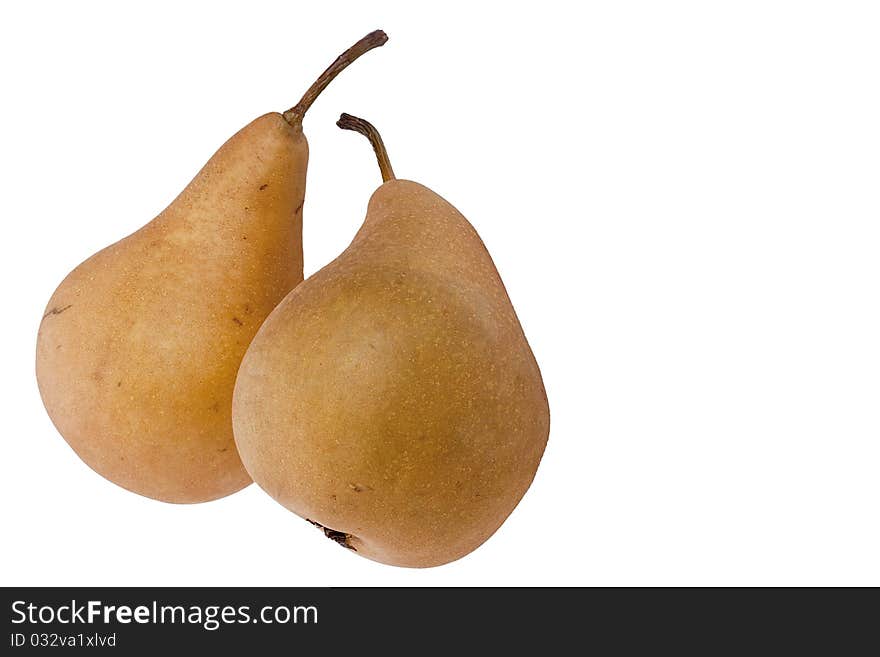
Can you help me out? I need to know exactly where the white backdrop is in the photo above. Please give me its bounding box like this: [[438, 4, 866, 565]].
[[1, 1, 879, 586]]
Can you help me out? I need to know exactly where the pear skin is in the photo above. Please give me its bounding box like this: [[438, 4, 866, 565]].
[[36, 33, 387, 504], [233, 115, 549, 566]]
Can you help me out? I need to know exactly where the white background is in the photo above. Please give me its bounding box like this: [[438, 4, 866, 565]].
[[1, 1, 879, 586]]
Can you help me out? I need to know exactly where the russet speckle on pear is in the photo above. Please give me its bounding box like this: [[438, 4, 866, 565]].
[[232, 115, 549, 566], [35, 32, 388, 504]]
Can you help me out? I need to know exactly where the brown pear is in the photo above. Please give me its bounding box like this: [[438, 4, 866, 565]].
[[36, 33, 388, 504], [233, 114, 549, 567]]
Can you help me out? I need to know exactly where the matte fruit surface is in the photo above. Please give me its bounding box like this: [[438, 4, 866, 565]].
[[233, 115, 549, 565]]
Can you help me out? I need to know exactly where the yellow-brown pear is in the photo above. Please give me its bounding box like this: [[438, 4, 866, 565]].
[[36, 33, 387, 504], [233, 115, 549, 567]]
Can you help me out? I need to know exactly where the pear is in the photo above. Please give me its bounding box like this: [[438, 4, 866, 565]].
[[233, 114, 549, 567], [36, 33, 388, 504]]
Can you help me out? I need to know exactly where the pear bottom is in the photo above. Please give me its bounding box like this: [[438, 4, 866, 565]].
[[233, 271, 549, 567]]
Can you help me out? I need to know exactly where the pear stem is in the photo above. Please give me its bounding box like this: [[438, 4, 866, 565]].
[[336, 113, 396, 182], [282, 30, 388, 128]]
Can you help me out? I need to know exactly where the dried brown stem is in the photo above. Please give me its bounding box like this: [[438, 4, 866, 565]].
[[283, 30, 388, 128], [336, 113, 396, 182]]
